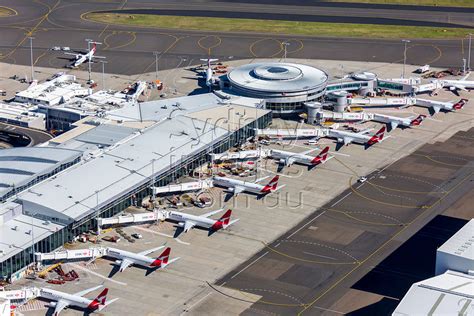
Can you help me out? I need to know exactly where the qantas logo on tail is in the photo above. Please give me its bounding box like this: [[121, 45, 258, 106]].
[[151, 247, 171, 267], [261, 175, 279, 193], [311, 146, 329, 164], [410, 114, 426, 126], [88, 288, 108, 310], [453, 98, 468, 110], [211, 209, 232, 230], [367, 126, 386, 145]]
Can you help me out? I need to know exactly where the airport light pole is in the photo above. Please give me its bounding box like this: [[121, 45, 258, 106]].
[[153, 51, 160, 81], [282, 42, 290, 61], [468, 33, 472, 71], [99, 60, 107, 90], [402, 39, 410, 78], [28, 37, 35, 82], [86, 39, 93, 84]]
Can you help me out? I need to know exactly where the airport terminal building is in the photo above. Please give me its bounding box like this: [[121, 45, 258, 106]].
[[227, 62, 329, 114], [0, 93, 271, 279]]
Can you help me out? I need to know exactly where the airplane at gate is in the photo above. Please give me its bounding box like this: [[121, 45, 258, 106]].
[[39, 285, 117, 316], [213, 175, 284, 198], [106, 246, 179, 274], [270, 146, 332, 171], [326, 126, 387, 147], [416, 98, 468, 114], [373, 113, 426, 130], [200, 58, 218, 89], [162, 208, 239, 234]]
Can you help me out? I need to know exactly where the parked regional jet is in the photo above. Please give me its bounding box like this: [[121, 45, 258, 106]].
[[106, 246, 179, 275], [200, 58, 218, 89], [40, 285, 117, 316], [162, 209, 239, 236], [213, 175, 284, 199], [64, 43, 105, 68], [417, 98, 468, 114], [373, 113, 426, 131], [327, 126, 387, 148], [270, 146, 332, 171]]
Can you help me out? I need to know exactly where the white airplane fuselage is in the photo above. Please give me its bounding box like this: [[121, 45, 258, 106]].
[[166, 210, 217, 229], [270, 150, 316, 166], [213, 176, 267, 194], [40, 288, 94, 310], [107, 248, 155, 267], [327, 129, 371, 145]]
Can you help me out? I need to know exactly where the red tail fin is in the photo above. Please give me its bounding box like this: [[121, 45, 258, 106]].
[[218, 209, 232, 226], [453, 98, 467, 110], [261, 175, 279, 193], [158, 247, 170, 264], [91, 43, 96, 53], [410, 114, 426, 126], [312, 146, 329, 164], [368, 126, 385, 145], [88, 288, 108, 309]]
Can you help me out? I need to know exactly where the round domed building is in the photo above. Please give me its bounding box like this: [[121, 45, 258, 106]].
[[227, 62, 328, 114]]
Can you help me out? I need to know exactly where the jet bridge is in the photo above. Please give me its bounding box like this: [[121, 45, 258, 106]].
[[34, 247, 108, 262]]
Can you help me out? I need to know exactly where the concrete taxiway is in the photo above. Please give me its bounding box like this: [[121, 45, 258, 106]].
[[0, 0, 472, 75]]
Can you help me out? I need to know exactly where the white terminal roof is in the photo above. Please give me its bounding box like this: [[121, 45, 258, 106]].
[[15, 75, 88, 104], [393, 270, 474, 315], [0, 147, 82, 200], [228, 62, 329, 93], [0, 103, 44, 123], [17, 104, 268, 223], [438, 219, 474, 260]]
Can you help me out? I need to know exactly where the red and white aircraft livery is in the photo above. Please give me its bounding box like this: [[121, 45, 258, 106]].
[[373, 114, 426, 130], [270, 146, 332, 170], [39, 285, 117, 316], [417, 98, 468, 114], [163, 209, 239, 233], [200, 58, 218, 89], [64, 43, 105, 68], [107, 246, 179, 273], [327, 126, 387, 147], [213, 175, 284, 197]]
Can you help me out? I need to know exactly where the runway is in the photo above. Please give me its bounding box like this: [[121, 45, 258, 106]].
[[0, 0, 471, 76], [215, 128, 474, 315]]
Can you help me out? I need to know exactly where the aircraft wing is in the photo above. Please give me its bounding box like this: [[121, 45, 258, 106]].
[[119, 258, 133, 272], [432, 105, 441, 114], [63, 52, 79, 56], [390, 121, 399, 130], [53, 299, 69, 315], [73, 285, 103, 297], [357, 128, 373, 135], [301, 148, 318, 155], [233, 185, 246, 195], [93, 55, 106, 59], [255, 176, 269, 183], [138, 246, 165, 257], [183, 220, 196, 232], [201, 209, 224, 218], [338, 137, 353, 145]]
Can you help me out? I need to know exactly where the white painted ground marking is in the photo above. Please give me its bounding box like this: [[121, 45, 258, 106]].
[[70, 263, 127, 286], [331, 192, 352, 207], [134, 226, 190, 245], [230, 251, 269, 280], [302, 251, 337, 260], [286, 211, 326, 239]]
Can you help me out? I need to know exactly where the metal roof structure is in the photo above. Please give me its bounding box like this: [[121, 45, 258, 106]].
[[74, 124, 138, 147], [17, 114, 230, 223], [393, 270, 474, 315], [0, 147, 82, 200], [228, 62, 328, 93], [438, 219, 474, 260]]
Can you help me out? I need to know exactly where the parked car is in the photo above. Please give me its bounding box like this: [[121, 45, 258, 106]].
[[51, 46, 61, 51], [131, 233, 143, 239], [61, 46, 71, 51]]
